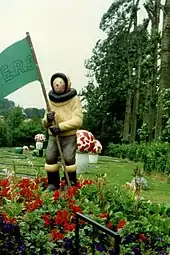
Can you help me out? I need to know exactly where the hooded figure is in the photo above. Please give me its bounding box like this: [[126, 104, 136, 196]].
[[42, 73, 83, 191]]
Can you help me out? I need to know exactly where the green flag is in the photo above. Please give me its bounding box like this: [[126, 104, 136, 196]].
[[0, 36, 39, 100]]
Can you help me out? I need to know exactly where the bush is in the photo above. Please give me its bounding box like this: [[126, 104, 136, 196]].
[[106, 142, 170, 174]]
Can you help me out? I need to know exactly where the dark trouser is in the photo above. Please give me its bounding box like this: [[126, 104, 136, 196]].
[[45, 135, 77, 186]]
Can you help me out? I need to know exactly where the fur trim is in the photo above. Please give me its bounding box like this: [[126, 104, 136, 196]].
[[62, 164, 77, 173], [45, 163, 59, 172], [49, 88, 77, 103]]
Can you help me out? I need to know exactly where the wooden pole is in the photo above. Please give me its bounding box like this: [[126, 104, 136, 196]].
[[26, 32, 71, 187]]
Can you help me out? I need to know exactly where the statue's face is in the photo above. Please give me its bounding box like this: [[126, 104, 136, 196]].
[[53, 77, 66, 94]]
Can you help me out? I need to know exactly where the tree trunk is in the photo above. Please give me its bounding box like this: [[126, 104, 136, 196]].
[[149, 0, 160, 141], [143, 82, 149, 125], [123, 51, 133, 142], [123, 0, 140, 143], [155, 0, 170, 139], [130, 1, 141, 143], [130, 52, 142, 143]]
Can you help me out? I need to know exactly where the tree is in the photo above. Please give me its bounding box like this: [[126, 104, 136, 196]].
[[144, 0, 161, 141], [155, 0, 170, 139], [5, 106, 24, 146], [0, 99, 15, 117]]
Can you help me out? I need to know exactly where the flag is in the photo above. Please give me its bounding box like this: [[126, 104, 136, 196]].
[[0, 36, 39, 100]]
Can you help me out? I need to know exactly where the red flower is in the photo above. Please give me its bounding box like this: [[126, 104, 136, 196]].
[[42, 214, 51, 226], [70, 205, 82, 214], [82, 179, 93, 185], [68, 199, 76, 208], [40, 177, 48, 186], [17, 178, 30, 188], [1, 213, 17, 224], [25, 197, 43, 212], [53, 190, 60, 202], [77, 179, 93, 189], [51, 229, 64, 240], [67, 186, 77, 199], [107, 222, 113, 229], [0, 178, 9, 187], [54, 210, 69, 225], [64, 222, 76, 232], [29, 182, 39, 190], [139, 233, 147, 241], [20, 187, 34, 201], [116, 219, 126, 230], [18, 178, 39, 191], [0, 187, 11, 198], [99, 213, 109, 219]]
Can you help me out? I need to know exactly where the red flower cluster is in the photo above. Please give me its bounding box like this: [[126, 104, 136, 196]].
[[116, 219, 126, 230], [51, 229, 64, 241], [24, 197, 43, 212], [53, 209, 76, 234], [20, 187, 35, 201], [18, 178, 40, 190], [139, 233, 147, 241], [42, 214, 51, 226], [107, 222, 113, 229], [0, 187, 11, 199], [0, 176, 95, 239], [77, 179, 93, 189], [1, 213, 17, 224], [53, 190, 60, 202], [99, 213, 109, 219], [0, 178, 9, 187], [67, 186, 77, 200], [54, 210, 69, 225]]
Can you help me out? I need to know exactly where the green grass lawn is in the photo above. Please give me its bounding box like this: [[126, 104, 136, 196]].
[[0, 148, 170, 204]]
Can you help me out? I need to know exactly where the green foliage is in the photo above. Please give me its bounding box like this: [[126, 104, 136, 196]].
[[0, 103, 45, 147], [107, 142, 170, 174]]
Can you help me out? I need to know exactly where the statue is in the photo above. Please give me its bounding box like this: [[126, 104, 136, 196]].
[[42, 73, 83, 191]]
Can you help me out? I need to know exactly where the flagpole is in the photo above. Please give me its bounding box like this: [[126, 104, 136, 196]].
[[26, 32, 71, 187]]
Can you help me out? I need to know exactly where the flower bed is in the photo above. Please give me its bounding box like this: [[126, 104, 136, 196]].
[[0, 175, 170, 254]]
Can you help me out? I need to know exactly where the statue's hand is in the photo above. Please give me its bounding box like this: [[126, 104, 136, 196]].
[[49, 126, 61, 135], [47, 112, 55, 123]]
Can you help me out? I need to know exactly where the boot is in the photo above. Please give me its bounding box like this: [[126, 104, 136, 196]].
[[46, 171, 60, 191], [64, 172, 77, 186]]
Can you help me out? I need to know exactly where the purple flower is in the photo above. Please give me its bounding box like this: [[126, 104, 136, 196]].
[[64, 237, 73, 250], [95, 242, 106, 252], [19, 244, 26, 252], [0, 216, 3, 224], [3, 223, 14, 233], [109, 248, 116, 254], [132, 247, 141, 255], [98, 234, 105, 241]]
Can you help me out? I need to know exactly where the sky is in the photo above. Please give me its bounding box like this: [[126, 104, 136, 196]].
[[0, 0, 150, 108]]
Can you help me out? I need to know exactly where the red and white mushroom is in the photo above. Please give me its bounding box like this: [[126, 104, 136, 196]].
[[76, 130, 95, 153], [34, 134, 46, 142], [91, 140, 102, 154]]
